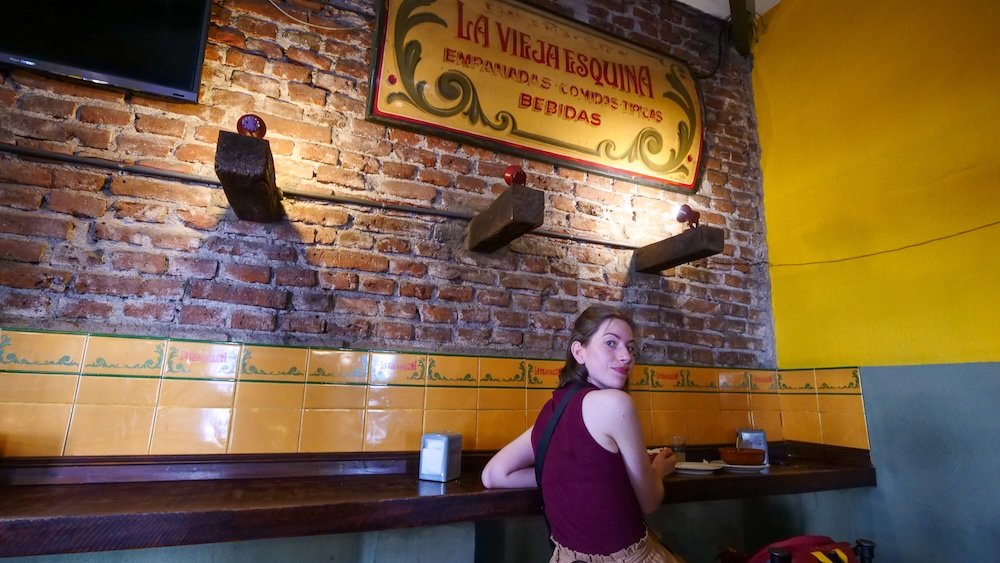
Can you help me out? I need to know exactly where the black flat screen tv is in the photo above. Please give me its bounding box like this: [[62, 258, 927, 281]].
[[0, 0, 212, 103]]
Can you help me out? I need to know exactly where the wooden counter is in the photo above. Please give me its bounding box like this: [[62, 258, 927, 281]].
[[0, 443, 875, 558]]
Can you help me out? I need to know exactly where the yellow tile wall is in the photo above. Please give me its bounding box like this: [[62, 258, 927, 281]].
[[0, 328, 870, 457]]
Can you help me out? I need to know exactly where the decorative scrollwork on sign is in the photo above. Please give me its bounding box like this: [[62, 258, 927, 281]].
[[388, 0, 515, 132]]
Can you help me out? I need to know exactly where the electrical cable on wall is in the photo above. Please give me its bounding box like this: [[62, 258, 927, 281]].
[[692, 17, 730, 80], [264, 0, 364, 31], [715, 220, 1000, 269], [768, 220, 1000, 267]]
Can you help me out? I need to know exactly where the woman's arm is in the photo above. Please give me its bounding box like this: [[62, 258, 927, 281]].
[[584, 389, 675, 514], [481, 427, 537, 489]]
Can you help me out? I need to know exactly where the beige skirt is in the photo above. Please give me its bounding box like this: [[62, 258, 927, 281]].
[[549, 530, 685, 563]]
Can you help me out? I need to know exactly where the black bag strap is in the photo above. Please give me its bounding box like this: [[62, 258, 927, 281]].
[[534, 381, 587, 549]]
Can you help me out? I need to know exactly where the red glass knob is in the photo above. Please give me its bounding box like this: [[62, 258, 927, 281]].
[[237, 114, 267, 139], [503, 165, 526, 186]]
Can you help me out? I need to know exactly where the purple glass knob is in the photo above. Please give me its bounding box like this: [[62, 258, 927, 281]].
[[237, 114, 267, 139]]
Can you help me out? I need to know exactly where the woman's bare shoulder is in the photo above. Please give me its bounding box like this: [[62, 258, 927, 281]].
[[585, 388, 634, 410]]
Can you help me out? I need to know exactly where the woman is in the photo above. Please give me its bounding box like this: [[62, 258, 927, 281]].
[[481, 305, 682, 563]]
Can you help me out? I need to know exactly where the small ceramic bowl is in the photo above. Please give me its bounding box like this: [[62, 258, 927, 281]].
[[719, 447, 766, 465]]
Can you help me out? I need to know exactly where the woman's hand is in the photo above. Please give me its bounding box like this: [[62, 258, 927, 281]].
[[650, 447, 677, 480]]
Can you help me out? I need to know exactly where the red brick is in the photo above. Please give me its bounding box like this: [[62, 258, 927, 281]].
[[381, 162, 417, 179], [113, 202, 169, 223], [51, 168, 109, 192], [438, 286, 473, 303], [110, 176, 214, 207], [0, 260, 71, 289], [7, 114, 72, 141], [78, 105, 132, 126], [326, 319, 371, 340], [523, 333, 554, 350], [115, 133, 175, 158], [318, 271, 357, 290], [111, 251, 168, 274], [296, 143, 340, 166], [233, 15, 278, 38], [416, 169, 453, 188], [208, 26, 247, 49], [275, 267, 317, 287], [287, 82, 327, 106], [47, 190, 108, 218], [389, 260, 428, 277], [287, 46, 332, 70], [455, 176, 487, 193], [513, 294, 542, 310], [334, 297, 379, 316], [124, 302, 176, 322], [1, 291, 53, 317], [305, 249, 388, 273], [316, 165, 365, 188], [255, 112, 330, 142], [135, 114, 187, 137], [477, 289, 510, 307], [374, 321, 413, 340], [179, 304, 227, 326], [20, 94, 76, 118], [270, 61, 312, 82], [400, 282, 434, 300], [59, 299, 113, 319], [0, 158, 54, 187], [190, 280, 289, 309], [384, 302, 418, 319], [360, 276, 395, 295], [222, 263, 270, 284], [167, 256, 218, 279], [419, 305, 455, 324], [375, 238, 411, 254], [0, 185, 42, 210], [458, 307, 489, 323], [175, 143, 217, 165], [204, 89, 255, 113], [94, 222, 201, 252], [290, 291, 333, 312], [75, 273, 184, 299], [225, 50, 267, 73], [231, 310, 277, 331], [279, 313, 326, 333], [0, 239, 46, 262], [416, 326, 452, 343], [0, 209, 73, 239], [494, 311, 528, 328], [394, 146, 437, 167], [176, 208, 223, 230], [491, 330, 523, 346]]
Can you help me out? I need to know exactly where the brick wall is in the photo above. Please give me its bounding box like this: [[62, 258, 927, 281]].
[[0, 0, 773, 368]]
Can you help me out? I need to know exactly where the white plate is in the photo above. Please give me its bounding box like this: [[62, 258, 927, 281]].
[[718, 462, 770, 472], [674, 461, 724, 474]]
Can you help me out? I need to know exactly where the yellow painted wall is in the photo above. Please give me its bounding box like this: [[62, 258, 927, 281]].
[[752, 0, 1000, 368]]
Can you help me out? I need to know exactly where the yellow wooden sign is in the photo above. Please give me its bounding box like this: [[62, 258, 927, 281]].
[[367, 0, 705, 192]]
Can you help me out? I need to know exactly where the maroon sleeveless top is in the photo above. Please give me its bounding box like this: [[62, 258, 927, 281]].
[[531, 384, 646, 555]]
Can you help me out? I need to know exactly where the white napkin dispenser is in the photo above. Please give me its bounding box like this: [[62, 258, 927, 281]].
[[419, 432, 462, 482]]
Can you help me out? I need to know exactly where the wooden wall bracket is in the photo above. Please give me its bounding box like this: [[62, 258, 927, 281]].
[[214, 130, 284, 222], [633, 225, 725, 273], [466, 166, 544, 252]]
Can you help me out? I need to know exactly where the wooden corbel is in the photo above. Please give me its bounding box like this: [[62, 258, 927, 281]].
[[633, 224, 725, 273], [466, 165, 544, 253], [214, 114, 285, 222]]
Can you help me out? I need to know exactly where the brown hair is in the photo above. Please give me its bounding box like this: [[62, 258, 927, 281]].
[[558, 305, 636, 388]]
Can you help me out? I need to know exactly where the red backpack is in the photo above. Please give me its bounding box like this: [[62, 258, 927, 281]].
[[745, 535, 862, 563]]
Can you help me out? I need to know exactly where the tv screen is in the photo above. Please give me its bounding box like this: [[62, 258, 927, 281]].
[[0, 0, 211, 103]]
